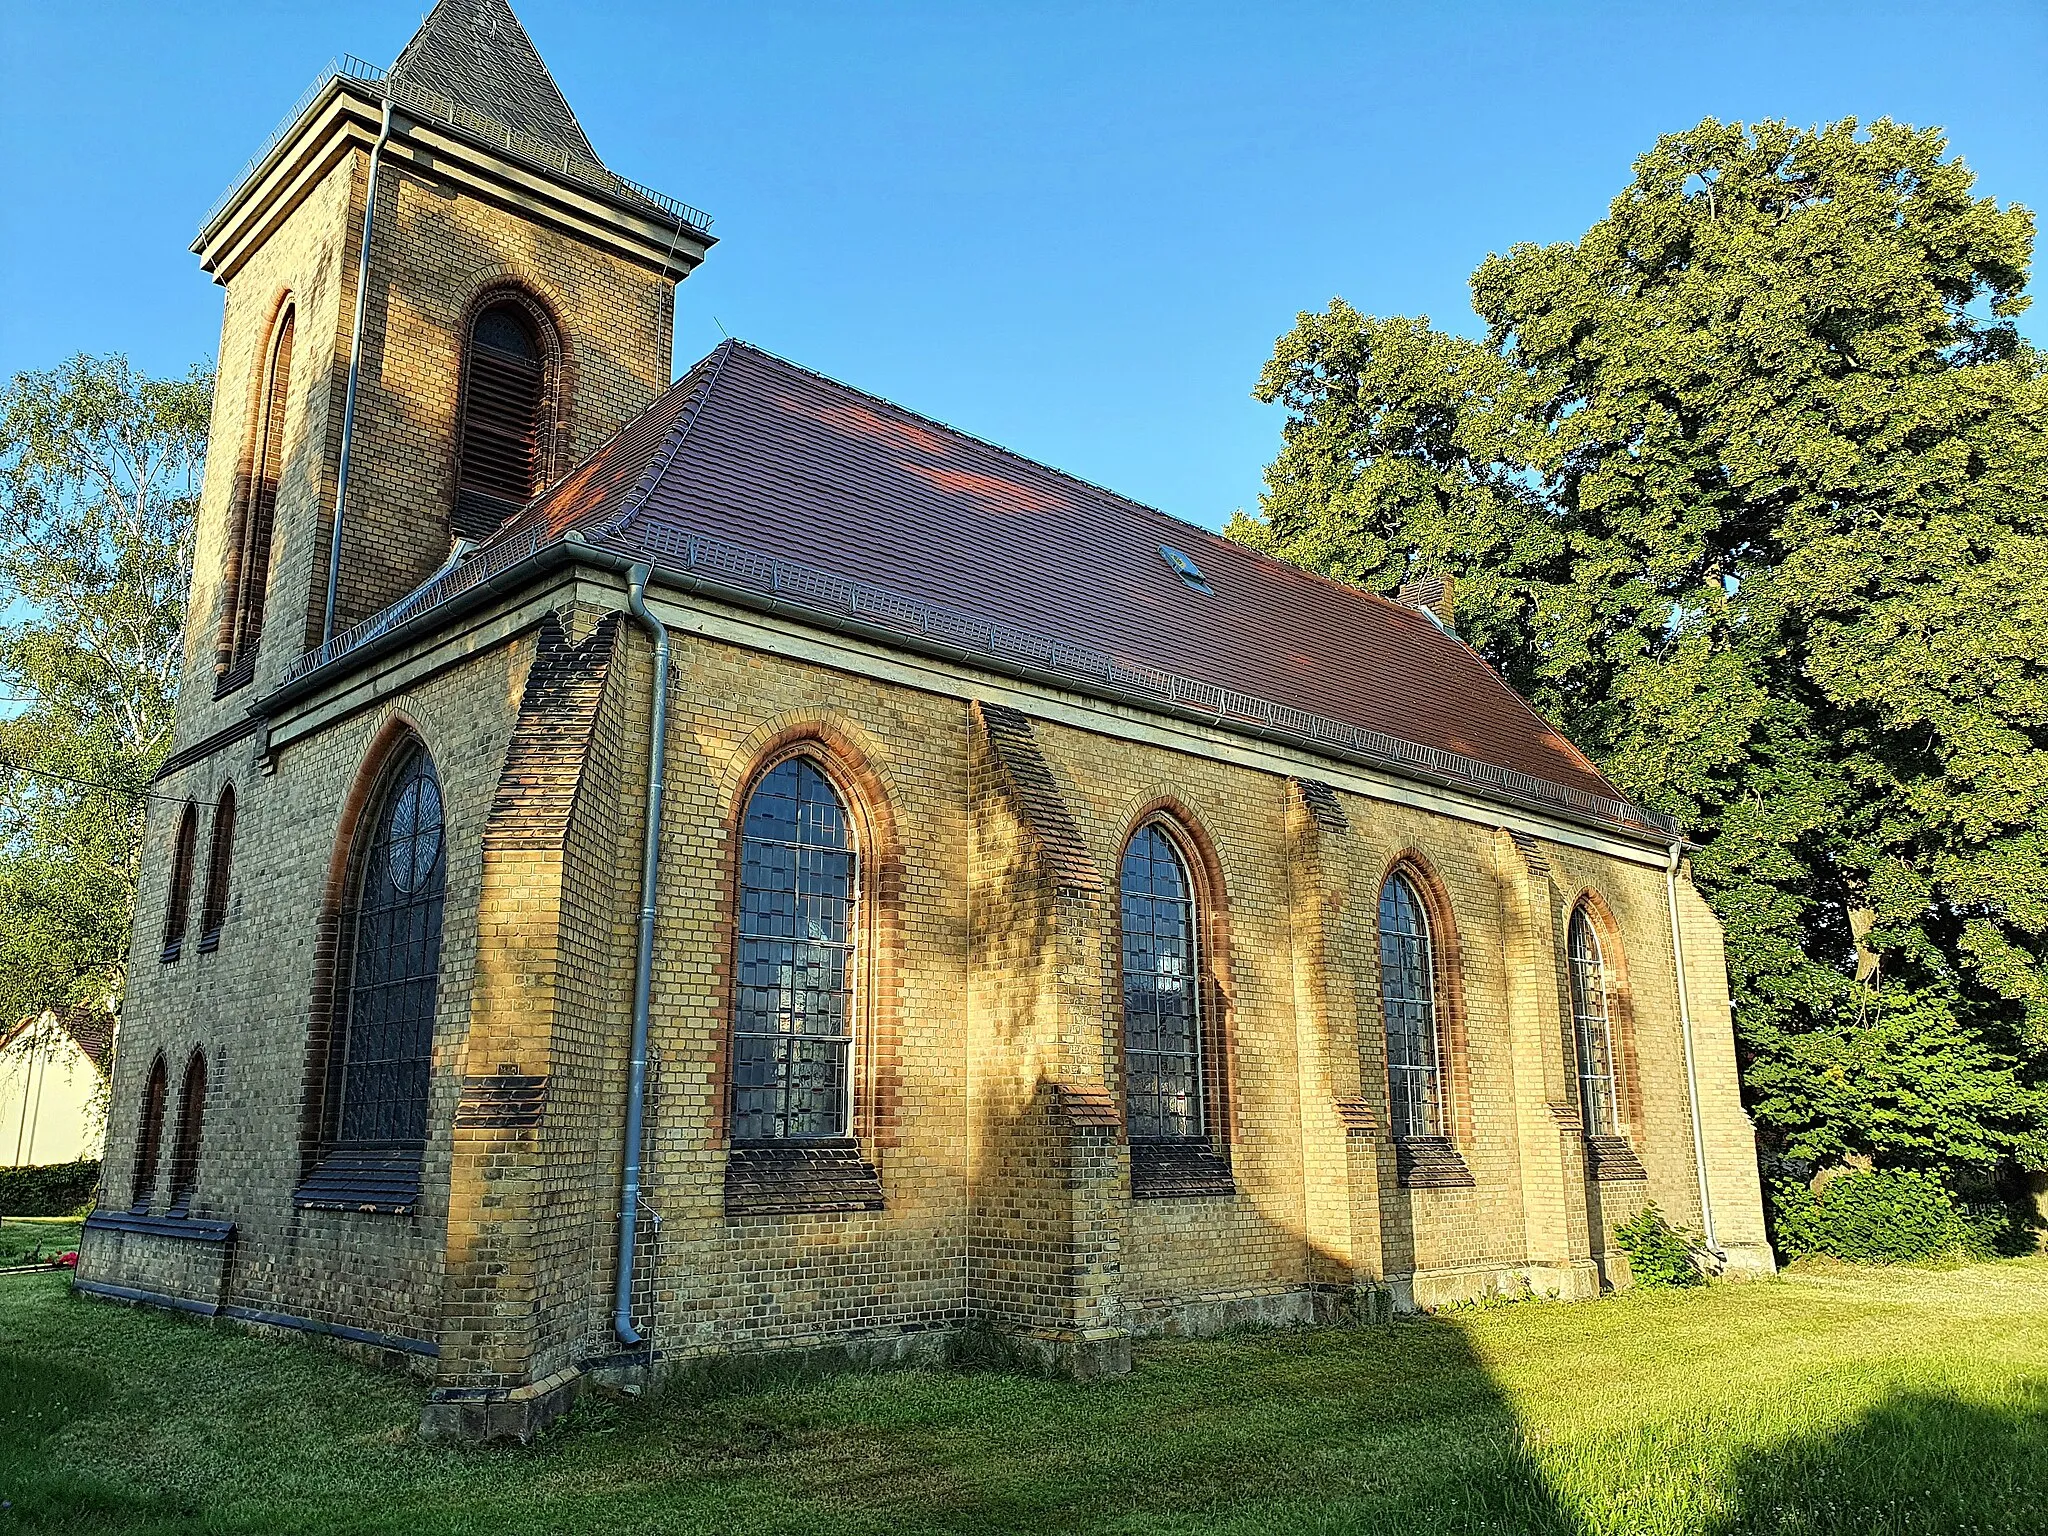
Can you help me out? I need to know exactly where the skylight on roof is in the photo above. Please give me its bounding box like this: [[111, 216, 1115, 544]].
[[1159, 545, 1212, 594]]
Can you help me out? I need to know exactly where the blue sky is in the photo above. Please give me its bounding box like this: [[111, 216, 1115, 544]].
[[2, 1, 2042, 531]]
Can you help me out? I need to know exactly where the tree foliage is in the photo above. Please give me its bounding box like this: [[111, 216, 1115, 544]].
[[1230, 118, 2048, 1182], [0, 355, 210, 1024]]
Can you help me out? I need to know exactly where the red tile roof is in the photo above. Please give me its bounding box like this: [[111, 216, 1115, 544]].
[[497, 341, 1630, 812], [1, 1007, 114, 1076]]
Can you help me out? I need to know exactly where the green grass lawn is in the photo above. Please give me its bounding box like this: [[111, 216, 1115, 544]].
[[3, 1258, 2045, 1534], [0, 1219, 82, 1269]]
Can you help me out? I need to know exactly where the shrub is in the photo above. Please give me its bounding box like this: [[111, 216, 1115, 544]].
[[1769, 1168, 2028, 1265], [0, 1160, 100, 1218], [1612, 1202, 1706, 1288]]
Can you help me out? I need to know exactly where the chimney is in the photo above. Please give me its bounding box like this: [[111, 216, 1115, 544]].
[[1398, 573, 1456, 628]]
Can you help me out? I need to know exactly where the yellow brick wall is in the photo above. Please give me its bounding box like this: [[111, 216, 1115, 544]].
[[93, 595, 1770, 1391], [86, 636, 533, 1350]]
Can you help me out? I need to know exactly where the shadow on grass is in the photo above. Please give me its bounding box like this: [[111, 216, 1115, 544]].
[[1703, 1385, 2048, 1536], [7, 1269, 2048, 1535]]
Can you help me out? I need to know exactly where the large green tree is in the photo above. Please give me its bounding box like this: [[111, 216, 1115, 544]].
[[0, 355, 210, 1025], [1230, 118, 2048, 1185]]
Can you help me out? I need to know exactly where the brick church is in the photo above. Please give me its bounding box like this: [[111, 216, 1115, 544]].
[[79, 0, 1771, 1439]]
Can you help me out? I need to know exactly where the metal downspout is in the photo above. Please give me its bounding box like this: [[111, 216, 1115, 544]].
[[322, 98, 394, 646], [1667, 841, 1721, 1256], [615, 565, 667, 1347]]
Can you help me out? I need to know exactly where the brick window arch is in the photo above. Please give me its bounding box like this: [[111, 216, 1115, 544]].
[[731, 754, 860, 1142], [130, 1051, 169, 1210], [161, 802, 199, 963], [167, 1048, 209, 1212], [198, 785, 236, 953], [452, 293, 558, 540], [217, 301, 294, 694]]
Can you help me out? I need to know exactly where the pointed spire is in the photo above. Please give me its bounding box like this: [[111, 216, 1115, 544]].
[[386, 0, 601, 169]]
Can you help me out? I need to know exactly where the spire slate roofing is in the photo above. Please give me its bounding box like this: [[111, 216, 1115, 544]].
[[387, 0, 600, 169], [492, 342, 1634, 814]]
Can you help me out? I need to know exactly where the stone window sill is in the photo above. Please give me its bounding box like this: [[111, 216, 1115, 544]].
[[1131, 1141, 1235, 1199], [1396, 1136, 1476, 1189], [294, 1143, 424, 1213], [83, 1209, 235, 1244], [1585, 1135, 1648, 1183], [724, 1141, 884, 1218], [213, 653, 256, 699]]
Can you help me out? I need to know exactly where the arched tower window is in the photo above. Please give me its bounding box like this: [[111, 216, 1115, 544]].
[[1379, 871, 1444, 1140], [162, 803, 199, 962], [330, 744, 447, 1149], [1120, 822, 1205, 1142], [1569, 906, 1619, 1138], [168, 1049, 209, 1212], [130, 1052, 169, 1210], [218, 304, 294, 692], [453, 298, 554, 540], [731, 756, 857, 1142], [198, 786, 236, 952]]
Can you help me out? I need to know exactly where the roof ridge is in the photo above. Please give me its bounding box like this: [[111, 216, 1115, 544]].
[[604, 340, 741, 540]]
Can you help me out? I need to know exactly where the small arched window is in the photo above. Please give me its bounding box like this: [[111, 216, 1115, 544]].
[[198, 786, 236, 952], [131, 1052, 169, 1210], [453, 298, 552, 540], [1379, 871, 1444, 1140], [1568, 907, 1619, 1137], [168, 1049, 209, 1212], [162, 803, 199, 962], [1120, 822, 1205, 1142], [219, 304, 294, 691], [332, 744, 447, 1148], [731, 756, 857, 1142]]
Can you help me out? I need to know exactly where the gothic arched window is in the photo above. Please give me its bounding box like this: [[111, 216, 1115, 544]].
[[1569, 906, 1619, 1138], [168, 1049, 209, 1212], [131, 1052, 169, 1210], [453, 298, 553, 540], [1379, 871, 1444, 1140], [198, 785, 236, 952], [331, 744, 447, 1148], [162, 802, 199, 962], [219, 303, 294, 692], [731, 756, 857, 1142], [1121, 822, 1205, 1142]]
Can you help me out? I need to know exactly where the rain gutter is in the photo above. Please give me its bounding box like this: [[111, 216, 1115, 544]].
[[1667, 840, 1721, 1256], [613, 564, 667, 1348], [323, 97, 396, 646]]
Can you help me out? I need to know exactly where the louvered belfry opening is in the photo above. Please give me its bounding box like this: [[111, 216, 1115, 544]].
[[453, 300, 551, 540]]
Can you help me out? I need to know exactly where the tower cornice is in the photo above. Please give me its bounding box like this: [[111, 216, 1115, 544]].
[[192, 67, 713, 288]]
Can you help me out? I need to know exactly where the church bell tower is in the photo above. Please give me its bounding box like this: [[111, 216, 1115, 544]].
[[178, 0, 713, 736]]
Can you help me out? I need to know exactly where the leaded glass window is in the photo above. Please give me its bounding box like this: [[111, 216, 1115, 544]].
[[334, 746, 446, 1147], [1379, 871, 1444, 1140], [1569, 908, 1619, 1137], [1121, 823, 1205, 1142], [732, 757, 857, 1142]]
